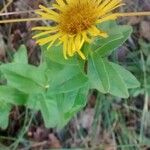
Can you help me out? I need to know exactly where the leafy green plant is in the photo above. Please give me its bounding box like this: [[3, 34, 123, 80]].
[[0, 21, 140, 129]]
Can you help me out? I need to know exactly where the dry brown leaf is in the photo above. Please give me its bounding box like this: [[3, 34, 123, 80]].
[[48, 133, 62, 148]]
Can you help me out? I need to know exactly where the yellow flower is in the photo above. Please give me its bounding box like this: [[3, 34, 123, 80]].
[[32, 0, 124, 59]]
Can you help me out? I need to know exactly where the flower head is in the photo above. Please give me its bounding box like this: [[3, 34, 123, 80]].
[[32, 0, 124, 59]]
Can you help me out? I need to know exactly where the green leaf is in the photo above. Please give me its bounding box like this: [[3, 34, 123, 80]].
[[0, 100, 11, 129], [42, 45, 78, 65], [88, 55, 106, 93], [55, 85, 89, 128], [26, 93, 60, 128], [92, 33, 123, 53], [88, 54, 129, 98], [46, 85, 89, 128], [110, 62, 140, 89], [0, 86, 28, 105], [40, 94, 60, 128], [13, 45, 28, 64], [27, 85, 89, 128], [0, 63, 48, 94], [26, 94, 40, 110], [104, 60, 129, 98], [47, 63, 88, 94], [98, 20, 118, 31], [45, 58, 65, 78], [64, 85, 89, 114], [92, 21, 132, 57]]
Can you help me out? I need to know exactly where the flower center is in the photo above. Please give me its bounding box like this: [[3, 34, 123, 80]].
[[59, 2, 98, 35]]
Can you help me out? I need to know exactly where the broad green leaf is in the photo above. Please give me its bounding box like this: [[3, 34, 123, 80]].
[[26, 93, 60, 128], [56, 85, 89, 128], [92, 20, 132, 57], [48, 85, 88, 128], [45, 58, 65, 78], [47, 64, 88, 94], [110, 62, 140, 89], [98, 20, 118, 31], [55, 91, 79, 114], [42, 45, 78, 65], [26, 94, 41, 110], [39, 94, 60, 128], [88, 55, 106, 93], [0, 63, 48, 94], [104, 59, 129, 98], [13, 45, 28, 64], [27, 85, 89, 128], [0, 86, 28, 105], [64, 84, 89, 115], [92, 33, 123, 53], [0, 100, 11, 129], [88, 54, 129, 98]]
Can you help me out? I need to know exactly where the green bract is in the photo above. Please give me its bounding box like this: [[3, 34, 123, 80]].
[[0, 21, 140, 129]]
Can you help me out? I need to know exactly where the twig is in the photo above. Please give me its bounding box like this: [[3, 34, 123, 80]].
[[118, 12, 150, 17], [0, 0, 13, 13], [0, 17, 44, 24], [0, 9, 40, 16], [0, 12, 149, 24]]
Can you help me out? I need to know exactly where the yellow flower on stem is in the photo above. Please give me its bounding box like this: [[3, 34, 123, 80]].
[[32, 0, 124, 60]]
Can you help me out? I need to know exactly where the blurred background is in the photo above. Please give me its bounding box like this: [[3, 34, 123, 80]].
[[0, 0, 150, 149]]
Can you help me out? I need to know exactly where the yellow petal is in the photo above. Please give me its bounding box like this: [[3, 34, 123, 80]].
[[32, 30, 58, 39], [82, 32, 91, 43], [77, 50, 86, 60], [36, 33, 60, 45], [32, 26, 57, 31], [39, 5, 59, 17], [56, 0, 66, 6], [35, 10, 58, 21], [75, 34, 82, 50], [97, 14, 118, 23]]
